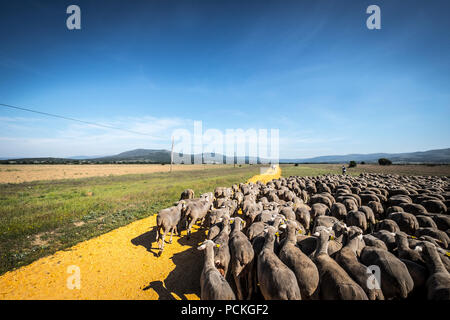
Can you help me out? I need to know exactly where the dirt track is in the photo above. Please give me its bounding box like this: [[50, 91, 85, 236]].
[[0, 165, 280, 300]]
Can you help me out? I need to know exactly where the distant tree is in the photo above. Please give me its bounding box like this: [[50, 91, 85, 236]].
[[360, 161, 366, 165], [349, 161, 357, 168], [378, 158, 392, 166], [294, 163, 299, 167]]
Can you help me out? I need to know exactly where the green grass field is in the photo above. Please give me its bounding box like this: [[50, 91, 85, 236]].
[[1, 163, 449, 275]]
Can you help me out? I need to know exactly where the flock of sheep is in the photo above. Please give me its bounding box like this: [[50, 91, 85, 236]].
[[156, 173, 450, 300]]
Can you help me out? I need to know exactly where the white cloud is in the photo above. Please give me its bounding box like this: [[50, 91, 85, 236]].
[[0, 115, 350, 159], [0, 116, 194, 158]]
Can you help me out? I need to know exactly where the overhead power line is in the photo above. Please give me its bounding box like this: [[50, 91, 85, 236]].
[[0, 103, 155, 137]]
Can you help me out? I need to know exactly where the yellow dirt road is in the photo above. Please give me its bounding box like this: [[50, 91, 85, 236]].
[[0, 214, 204, 300], [0, 165, 280, 300], [247, 164, 281, 184]]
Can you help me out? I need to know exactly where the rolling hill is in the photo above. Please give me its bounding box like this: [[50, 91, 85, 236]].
[[2, 148, 449, 164], [281, 148, 450, 164]]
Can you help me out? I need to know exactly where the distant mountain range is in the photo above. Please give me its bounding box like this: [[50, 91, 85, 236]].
[[2, 148, 450, 164], [280, 148, 450, 164], [90, 149, 172, 162]]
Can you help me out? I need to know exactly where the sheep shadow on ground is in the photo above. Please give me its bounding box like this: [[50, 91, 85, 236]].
[[162, 244, 203, 299], [142, 281, 176, 300], [130, 226, 160, 257], [135, 225, 205, 300]]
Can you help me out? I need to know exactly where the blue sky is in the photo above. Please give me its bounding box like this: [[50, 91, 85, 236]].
[[0, 0, 449, 158]]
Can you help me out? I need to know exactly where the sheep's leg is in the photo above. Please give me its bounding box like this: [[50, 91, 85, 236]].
[[169, 227, 174, 244], [246, 261, 254, 300], [186, 218, 196, 240], [183, 208, 191, 235], [233, 262, 244, 300], [223, 260, 229, 279], [158, 228, 167, 255], [252, 262, 259, 298]]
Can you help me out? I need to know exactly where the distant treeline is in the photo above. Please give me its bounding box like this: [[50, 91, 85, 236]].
[[1, 158, 449, 166], [0, 158, 169, 165]]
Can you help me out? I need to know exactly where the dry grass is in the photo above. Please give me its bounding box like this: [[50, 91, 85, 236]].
[[0, 164, 230, 184], [2, 163, 448, 185]]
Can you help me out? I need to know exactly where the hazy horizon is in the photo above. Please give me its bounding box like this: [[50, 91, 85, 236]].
[[1, 146, 449, 161]]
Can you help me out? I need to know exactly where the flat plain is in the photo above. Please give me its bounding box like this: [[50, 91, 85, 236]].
[[0, 163, 449, 276]]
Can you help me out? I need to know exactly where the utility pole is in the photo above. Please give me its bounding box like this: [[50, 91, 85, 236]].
[[170, 136, 174, 173]]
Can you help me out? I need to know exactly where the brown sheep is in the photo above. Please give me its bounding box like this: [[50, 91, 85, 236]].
[[180, 189, 195, 200], [278, 221, 319, 299]]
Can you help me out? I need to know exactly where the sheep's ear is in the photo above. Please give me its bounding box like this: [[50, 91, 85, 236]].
[[279, 223, 287, 229], [197, 243, 207, 250], [358, 234, 363, 241], [414, 246, 423, 252], [313, 232, 320, 237]]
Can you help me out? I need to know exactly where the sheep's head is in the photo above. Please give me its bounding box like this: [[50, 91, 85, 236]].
[[345, 226, 363, 240], [313, 226, 335, 241], [263, 225, 278, 238], [177, 200, 187, 212], [197, 240, 220, 251]]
